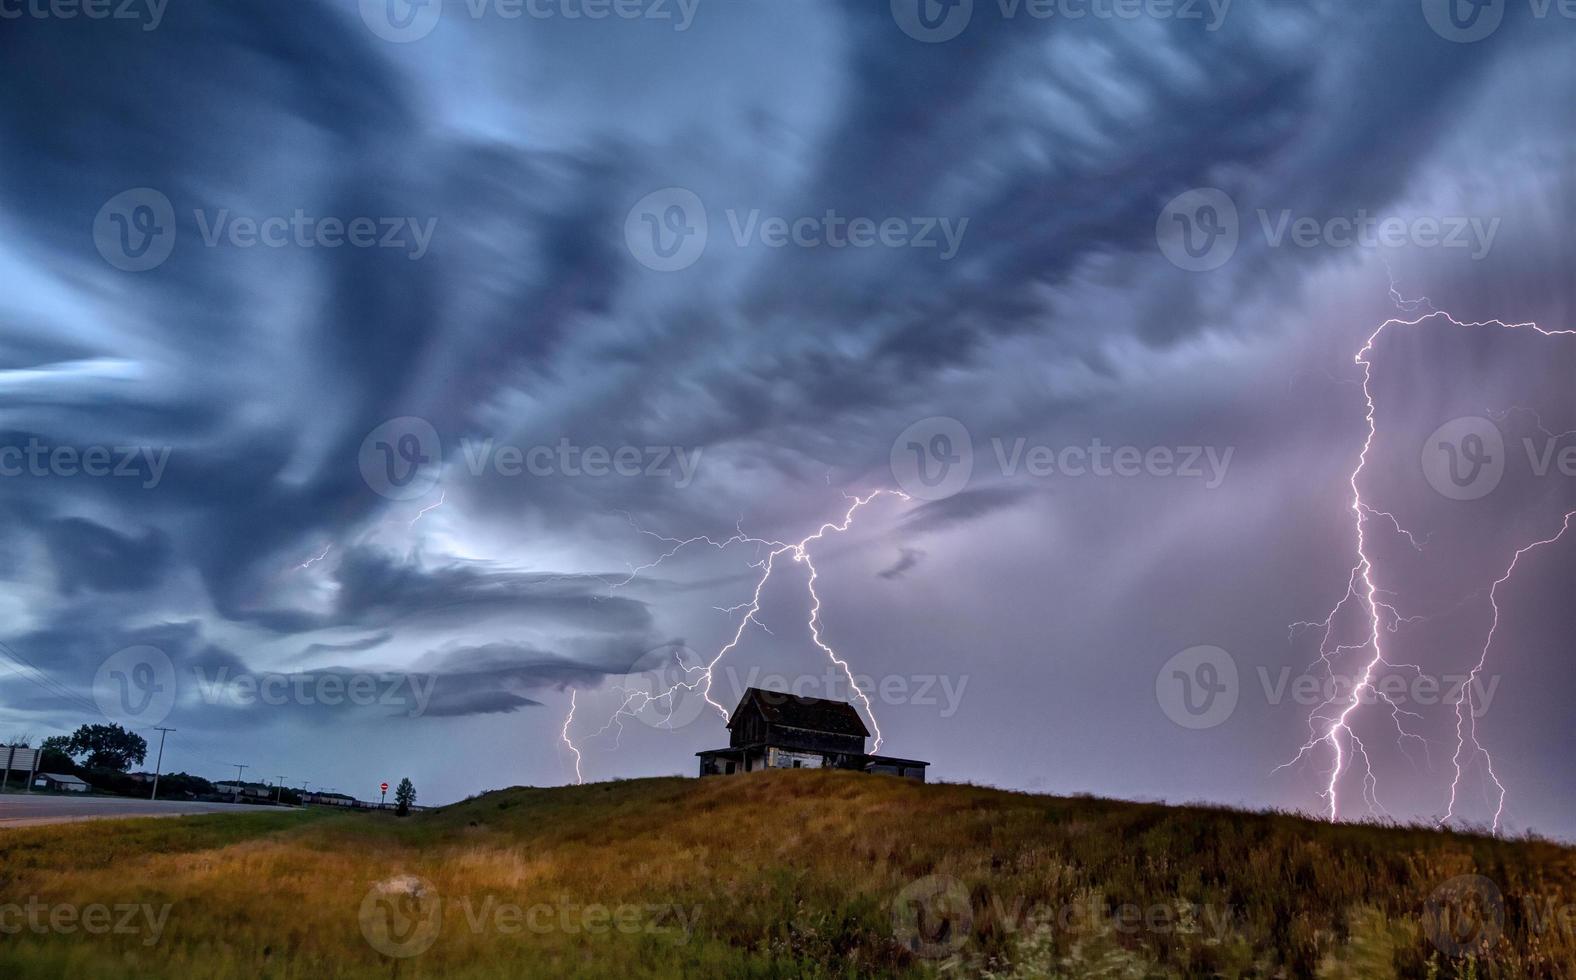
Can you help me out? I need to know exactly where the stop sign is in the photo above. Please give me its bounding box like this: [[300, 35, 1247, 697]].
[[381, 782, 389, 792]]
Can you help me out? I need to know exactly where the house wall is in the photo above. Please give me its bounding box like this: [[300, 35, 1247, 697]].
[[765, 747, 823, 769], [37, 778, 88, 792], [700, 750, 770, 776], [868, 763, 927, 781], [703, 747, 928, 780], [729, 705, 769, 748], [764, 724, 863, 755]]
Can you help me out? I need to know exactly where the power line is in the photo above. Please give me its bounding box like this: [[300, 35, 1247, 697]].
[[0, 640, 102, 715]]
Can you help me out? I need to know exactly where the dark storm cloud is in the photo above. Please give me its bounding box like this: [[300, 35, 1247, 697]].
[[42, 518, 171, 594], [0, 0, 636, 635], [330, 548, 653, 633], [421, 690, 544, 718], [903, 487, 1034, 535], [412, 642, 629, 718], [290, 632, 395, 661], [0, 617, 245, 714], [877, 547, 926, 580], [0, 0, 1508, 567], [710, 2, 1500, 382]]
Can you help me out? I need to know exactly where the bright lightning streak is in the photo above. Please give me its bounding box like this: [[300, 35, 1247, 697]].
[[558, 489, 909, 783], [1443, 510, 1576, 833], [295, 544, 332, 570], [561, 688, 583, 786], [1283, 309, 1574, 830], [409, 490, 446, 528]]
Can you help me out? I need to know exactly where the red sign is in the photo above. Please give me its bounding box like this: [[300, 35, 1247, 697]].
[[380, 782, 389, 792]]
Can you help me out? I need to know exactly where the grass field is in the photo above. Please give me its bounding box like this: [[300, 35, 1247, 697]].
[[1, 771, 1571, 978]]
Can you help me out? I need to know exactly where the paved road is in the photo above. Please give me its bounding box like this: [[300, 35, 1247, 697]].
[[0, 794, 294, 828]]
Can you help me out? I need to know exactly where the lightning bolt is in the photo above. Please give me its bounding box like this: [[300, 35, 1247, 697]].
[[561, 688, 583, 785], [1488, 405, 1576, 443], [558, 489, 909, 783], [409, 490, 446, 528], [1281, 308, 1574, 831], [295, 544, 332, 570], [1442, 510, 1576, 833]]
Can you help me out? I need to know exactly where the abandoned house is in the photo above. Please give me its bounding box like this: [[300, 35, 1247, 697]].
[[697, 687, 929, 780]]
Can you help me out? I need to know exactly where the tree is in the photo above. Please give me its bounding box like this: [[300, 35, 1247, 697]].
[[65, 723, 147, 772], [153, 772, 213, 799], [39, 735, 76, 772], [394, 777, 416, 817]]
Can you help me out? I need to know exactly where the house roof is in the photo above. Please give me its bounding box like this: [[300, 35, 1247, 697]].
[[38, 773, 88, 785], [865, 754, 929, 768], [727, 687, 870, 738]]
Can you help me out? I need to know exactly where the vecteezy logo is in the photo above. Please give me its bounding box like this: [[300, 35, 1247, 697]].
[[1424, 875, 1504, 957], [892, 874, 973, 959], [93, 646, 177, 726], [1421, 416, 1505, 501], [624, 188, 708, 272], [1421, 0, 1506, 43], [359, 0, 443, 42], [628, 645, 709, 731], [1156, 645, 1238, 729], [890, 0, 973, 42], [1155, 187, 1239, 272], [359, 876, 442, 958], [359, 417, 443, 501], [890, 417, 973, 502], [93, 188, 177, 272]]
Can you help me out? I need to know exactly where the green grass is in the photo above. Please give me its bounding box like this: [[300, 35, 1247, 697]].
[[0, 772, 1571, 978]]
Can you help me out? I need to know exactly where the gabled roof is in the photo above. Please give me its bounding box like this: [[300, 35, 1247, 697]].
[[38, 773, 88, 784], [727, 687, 870, 738]]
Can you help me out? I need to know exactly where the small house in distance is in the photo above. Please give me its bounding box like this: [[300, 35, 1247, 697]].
[[697, 687, 928, 780], [34, 773, 90, 793], [302, 791, 359, 808]]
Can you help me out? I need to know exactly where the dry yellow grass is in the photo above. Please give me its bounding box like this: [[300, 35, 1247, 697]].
[[1, 772, 1572, 978]]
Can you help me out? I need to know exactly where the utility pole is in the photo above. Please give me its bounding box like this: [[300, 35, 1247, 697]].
[[231, 763, 248, 801], [274, 776, 288, 804], [150, 727, 176, 801]]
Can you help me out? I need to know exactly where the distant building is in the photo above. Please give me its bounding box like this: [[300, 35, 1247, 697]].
[[303, 791, 358, 807], [34, 773, 90, 793], [697, 687, 928, 780], [214, 782, 271, 799]]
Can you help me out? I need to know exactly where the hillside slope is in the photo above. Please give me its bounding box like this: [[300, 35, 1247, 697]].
[[1, 772, 1571, 978]]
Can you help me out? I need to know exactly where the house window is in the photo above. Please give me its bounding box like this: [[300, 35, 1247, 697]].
[[725, 762, 735, 774], [792, 761, 802, 768]]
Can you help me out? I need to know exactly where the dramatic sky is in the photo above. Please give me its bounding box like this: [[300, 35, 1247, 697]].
[[2, 1, 1572, 836]]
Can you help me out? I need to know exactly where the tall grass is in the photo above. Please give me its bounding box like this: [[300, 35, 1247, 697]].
[[1, 772, 1570, 978]]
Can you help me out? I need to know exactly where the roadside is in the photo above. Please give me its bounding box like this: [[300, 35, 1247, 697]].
[[0, 794, 299, 828]]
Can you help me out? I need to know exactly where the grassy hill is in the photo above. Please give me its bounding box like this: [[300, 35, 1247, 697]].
[[1, 771, 1571, 978]]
